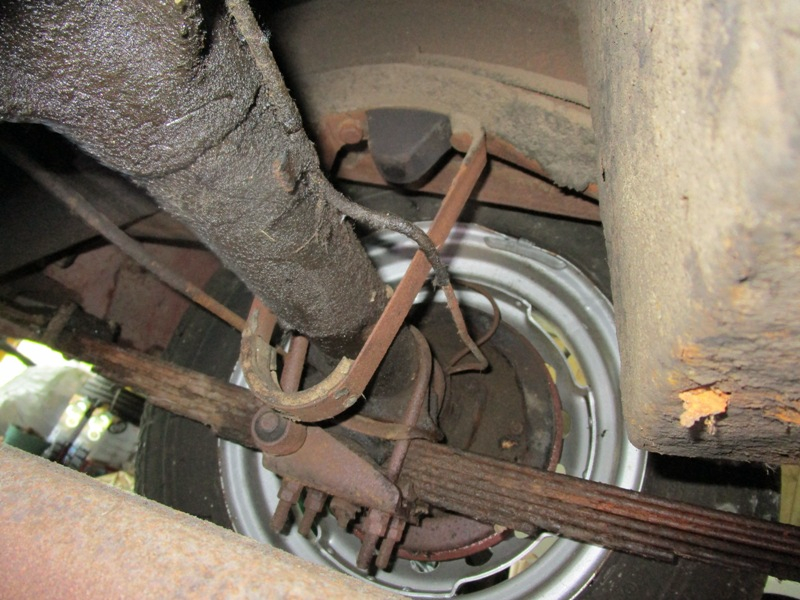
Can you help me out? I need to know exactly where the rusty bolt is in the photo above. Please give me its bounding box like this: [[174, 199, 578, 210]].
[[257, 411, 281, 434], [364, 509, 391, 537], [337, 118, 364, 145], [298, 489, 328, 538], [252, 408, 307, 456], [270, 479, 304, 532], [330, 498, 359, 529]]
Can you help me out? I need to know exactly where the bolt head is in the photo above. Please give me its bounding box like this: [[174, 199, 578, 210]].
[[338, 119, 363, 145], [258, 411, 281, 433]]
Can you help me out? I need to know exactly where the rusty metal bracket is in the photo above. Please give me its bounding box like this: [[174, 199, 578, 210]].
[[357, 327, 434, 570], [240, 122, 487, 422], [260, 426, 401, 514], [254, 326, 436, 543], [241, 303, 354, 421]]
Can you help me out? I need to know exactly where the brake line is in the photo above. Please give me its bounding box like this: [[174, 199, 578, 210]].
[[324, 189, 488, 373]]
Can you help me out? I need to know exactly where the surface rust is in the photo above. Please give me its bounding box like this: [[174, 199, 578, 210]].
[[261, 426, 400, 513], [581, 0, 800, 461], [402, 441, 800, 580], [0, 446, 397, 599]]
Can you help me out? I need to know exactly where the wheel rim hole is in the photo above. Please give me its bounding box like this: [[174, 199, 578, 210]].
[[410, 560, 440, 574], [465, 549, 494, 567]]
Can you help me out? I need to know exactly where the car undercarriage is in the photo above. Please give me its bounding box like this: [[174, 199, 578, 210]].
[[0, 0, 798, 597]]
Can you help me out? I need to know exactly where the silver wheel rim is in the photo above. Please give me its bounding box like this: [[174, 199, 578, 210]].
[[220, 222, 646, 598]]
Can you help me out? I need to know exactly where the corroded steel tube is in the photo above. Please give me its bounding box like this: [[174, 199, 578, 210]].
[[0, 446, 395, 599]]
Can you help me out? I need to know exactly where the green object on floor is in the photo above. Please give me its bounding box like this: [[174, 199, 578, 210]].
[[3, 423, 49, 456]]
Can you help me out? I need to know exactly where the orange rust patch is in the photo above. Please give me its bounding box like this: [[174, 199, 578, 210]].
[[679, 387, 730, 428], [770, 409, 800, 425], [678, 344, 703, 362], [766, 399, 800, 425]]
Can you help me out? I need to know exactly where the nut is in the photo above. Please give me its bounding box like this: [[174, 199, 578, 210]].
[[337, 118, 364, 145]]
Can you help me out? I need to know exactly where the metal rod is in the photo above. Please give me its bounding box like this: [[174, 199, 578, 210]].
[[280, 335, 309, 392], [335, 129, 488, 406], [0, 142, 247, 332], [383, 328, 433, 482]]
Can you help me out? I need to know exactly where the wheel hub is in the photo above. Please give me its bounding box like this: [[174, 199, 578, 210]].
[[395, 301, 562, 562]]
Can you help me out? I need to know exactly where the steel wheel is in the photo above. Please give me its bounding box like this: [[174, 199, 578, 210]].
[[220, 222, 645, 598]]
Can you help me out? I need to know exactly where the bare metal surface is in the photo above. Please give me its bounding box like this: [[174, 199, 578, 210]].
[[403, 441, 800, 580], [0, 446, 397, 599], [0, 142, 247, 333]]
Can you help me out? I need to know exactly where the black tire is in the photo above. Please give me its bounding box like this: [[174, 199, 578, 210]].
[[135, 269, 252, 528]]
